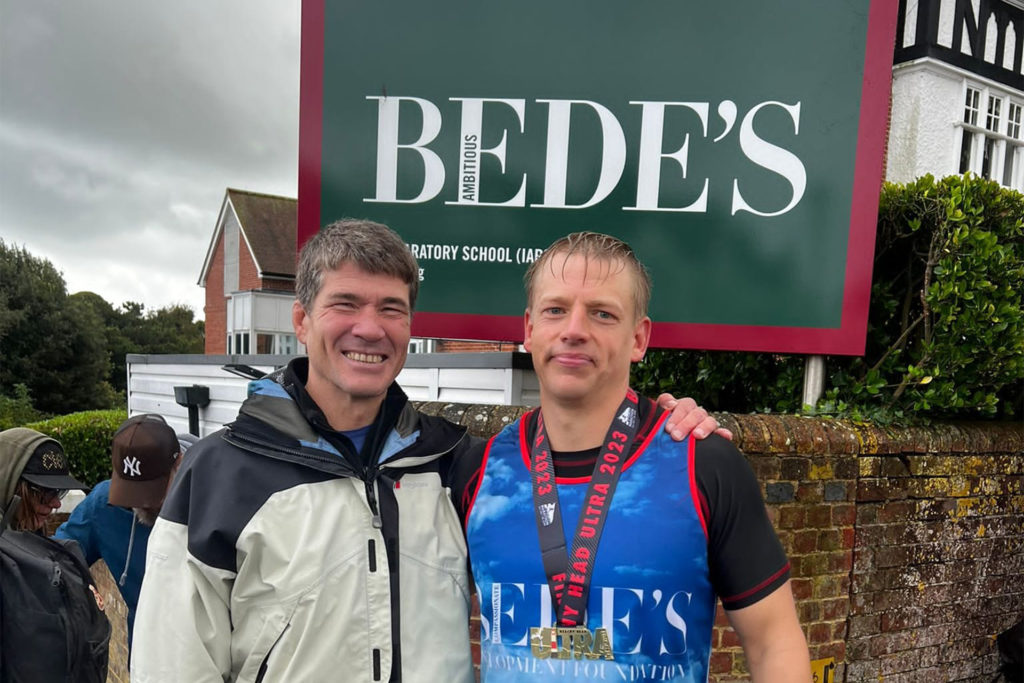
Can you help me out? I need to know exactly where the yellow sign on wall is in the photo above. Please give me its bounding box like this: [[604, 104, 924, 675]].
[[811, 657, 836, 683]]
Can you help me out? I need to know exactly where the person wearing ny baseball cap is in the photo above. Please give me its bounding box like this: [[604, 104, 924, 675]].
[[55, 414, 191, 648]]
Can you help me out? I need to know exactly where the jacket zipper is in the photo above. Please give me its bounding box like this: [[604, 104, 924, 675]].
[[364, 478, 383, 529], [228, 409, 466, 683]]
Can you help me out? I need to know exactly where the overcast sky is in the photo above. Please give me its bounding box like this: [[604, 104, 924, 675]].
[[1, 1, 300, 316]]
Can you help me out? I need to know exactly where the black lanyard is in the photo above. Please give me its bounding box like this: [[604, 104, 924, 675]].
[[529, 389, 640, 627]]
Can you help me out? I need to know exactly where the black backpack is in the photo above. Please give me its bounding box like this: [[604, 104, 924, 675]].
[[996, 619, 1023, 683], [0, 499, 111, 683]]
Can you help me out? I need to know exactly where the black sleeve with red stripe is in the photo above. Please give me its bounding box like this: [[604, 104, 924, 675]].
[[694, 435, 791, 610]]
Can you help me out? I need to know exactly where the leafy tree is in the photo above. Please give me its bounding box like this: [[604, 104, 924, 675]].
[[64, 294, 204, 394], [0, 244, 203, 415], [103, 302, 204, 393], [62, 293, 119, 410], [134, 304, 204, 355], [0, 240, 79, 413], [633, 175, 1023, 422], [0, 384, 47, 430]]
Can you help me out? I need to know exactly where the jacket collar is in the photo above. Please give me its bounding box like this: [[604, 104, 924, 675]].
[[229, 357, 465, 474]]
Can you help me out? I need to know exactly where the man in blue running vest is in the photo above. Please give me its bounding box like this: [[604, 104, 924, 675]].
[[464, 232, 811, 682]]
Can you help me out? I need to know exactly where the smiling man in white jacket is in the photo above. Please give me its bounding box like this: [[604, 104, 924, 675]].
[[131, 219, 723, 683]]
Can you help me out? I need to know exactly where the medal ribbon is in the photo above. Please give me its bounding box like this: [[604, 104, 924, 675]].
[[530, 389, 640, 627]]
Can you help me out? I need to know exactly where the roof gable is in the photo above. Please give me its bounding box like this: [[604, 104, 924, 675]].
[[198, 188, 297, 287], [228, 189, 298, 277]]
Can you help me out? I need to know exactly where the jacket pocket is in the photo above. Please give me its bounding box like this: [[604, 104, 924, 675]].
[[254, 623, 290, 683], [237, 611, 292, 683]]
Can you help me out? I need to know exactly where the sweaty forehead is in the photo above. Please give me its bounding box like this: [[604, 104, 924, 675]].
[[541, 252, 630, 287]]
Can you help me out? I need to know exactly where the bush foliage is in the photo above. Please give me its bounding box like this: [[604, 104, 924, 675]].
[[0, 384, 47, 430], [632, 175, 1024, 422], [26, 410, 127, 487]]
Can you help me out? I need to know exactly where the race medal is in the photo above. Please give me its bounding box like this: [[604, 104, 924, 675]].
[[528, 390, 641, 662], [530, 626, 614, 661]]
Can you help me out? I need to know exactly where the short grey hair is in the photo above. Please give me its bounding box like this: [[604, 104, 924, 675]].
[[295, 219, 419, 311], [524, 231, 651, 321]]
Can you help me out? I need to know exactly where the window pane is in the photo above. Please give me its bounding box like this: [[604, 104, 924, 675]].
[[964, 88, 981, 125], [256, 333, 273, 354], [986, 96, 1002, 132], [275, 334, 297, 355], [982, 137, 996, 178], [959, 129, 974, 173], [1009, 104, 1022, 140], [1003, 146, 1016, 186]]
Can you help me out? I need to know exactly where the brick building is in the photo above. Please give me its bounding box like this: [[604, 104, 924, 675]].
[[198, 188, 300, 355], [198, 188, 518, 355]]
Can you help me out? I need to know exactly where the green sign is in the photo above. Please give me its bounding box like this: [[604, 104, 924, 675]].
[[299, 0, 898, 354]]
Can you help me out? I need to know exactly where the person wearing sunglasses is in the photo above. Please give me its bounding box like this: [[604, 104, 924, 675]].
[[0, 427, 111, 683], [0, 428, 88, 533]]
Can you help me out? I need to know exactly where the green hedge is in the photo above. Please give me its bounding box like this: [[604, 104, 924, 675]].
[[633, 174, 1024, 422], [26, 410, 127, 488]]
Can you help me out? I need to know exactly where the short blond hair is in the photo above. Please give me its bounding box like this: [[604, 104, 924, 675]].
[[524, 231, 651, 321]]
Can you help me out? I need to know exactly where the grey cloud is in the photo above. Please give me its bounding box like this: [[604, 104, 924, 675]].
[[0, 0, 300, 313]]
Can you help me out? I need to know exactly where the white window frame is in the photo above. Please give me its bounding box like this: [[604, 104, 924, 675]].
[[255, 331, 298, 355], [957, 82, 1024, 191], [408, 338, 436, 354], [228, 332, 251, 355]]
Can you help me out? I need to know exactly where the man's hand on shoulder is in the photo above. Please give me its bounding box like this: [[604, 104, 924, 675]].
[[656, 394, 733, 442]]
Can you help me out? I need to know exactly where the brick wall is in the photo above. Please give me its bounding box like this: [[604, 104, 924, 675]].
[[435, 340, 520, 352], [417, 404, 1023, 682], [203, 232, 227, 354], [846, 440, 1023, 682], [259, 277, 295, 292], [237, 236, 262, 292], [93, 561, 131, 683], [55, 410, 1021, 682]]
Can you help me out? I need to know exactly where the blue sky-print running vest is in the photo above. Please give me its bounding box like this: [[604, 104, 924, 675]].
[[466, 411, 716, 682]]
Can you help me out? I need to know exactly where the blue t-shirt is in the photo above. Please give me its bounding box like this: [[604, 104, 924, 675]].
[[343, 424, 372, 453], [54, 480, 150, 646]]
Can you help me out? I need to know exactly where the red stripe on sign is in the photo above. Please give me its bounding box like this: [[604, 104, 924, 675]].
[[297, 0, 325, 251]]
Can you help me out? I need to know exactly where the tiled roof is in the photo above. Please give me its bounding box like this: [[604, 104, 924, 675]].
[[227, 188, 297, 277]]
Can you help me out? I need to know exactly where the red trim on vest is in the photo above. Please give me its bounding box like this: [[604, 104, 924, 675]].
[[688, 437, 708, 539], [517, 409, 536, 473], [464, 434, 498, 535], [622, 410, 669, 471], [517, 409, 669, 484]]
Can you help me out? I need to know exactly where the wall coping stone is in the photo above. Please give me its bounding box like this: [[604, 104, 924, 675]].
[[413, 403, 1024, 456]]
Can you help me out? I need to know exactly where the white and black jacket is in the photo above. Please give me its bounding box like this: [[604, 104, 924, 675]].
[[132, 359, 475, 683]]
